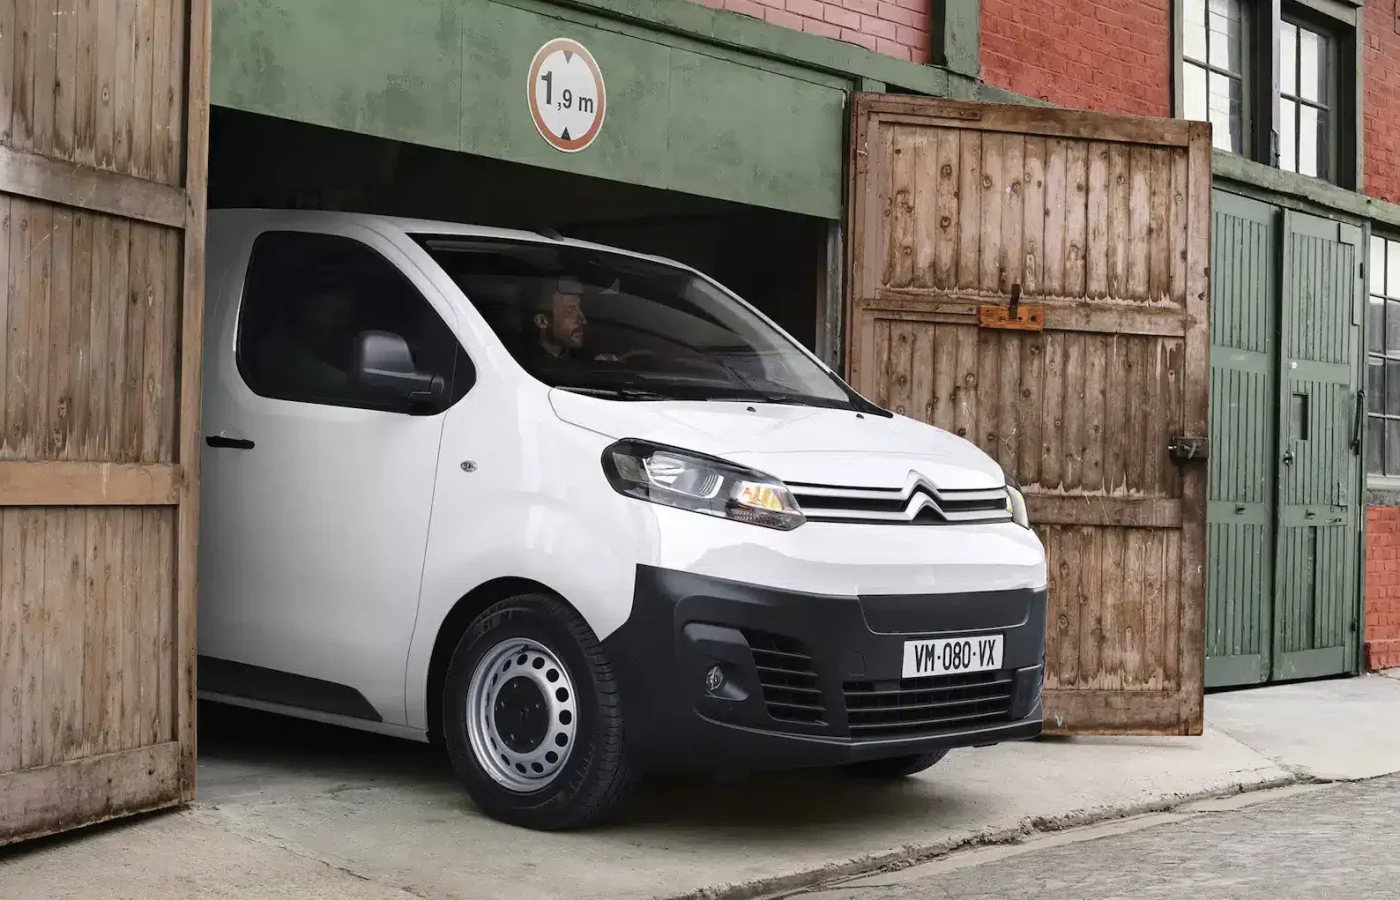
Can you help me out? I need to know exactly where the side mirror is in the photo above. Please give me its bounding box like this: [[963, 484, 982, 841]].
[[351, 331, 445, 408]]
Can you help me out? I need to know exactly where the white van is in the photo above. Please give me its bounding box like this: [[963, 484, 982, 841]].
[[197, 209, 1048, 830]]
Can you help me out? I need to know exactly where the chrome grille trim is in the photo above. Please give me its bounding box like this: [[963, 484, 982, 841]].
[[788, 473, 1012, 525]]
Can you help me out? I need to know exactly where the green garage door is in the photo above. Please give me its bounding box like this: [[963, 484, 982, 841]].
[[1206, 192, 1364, 687]]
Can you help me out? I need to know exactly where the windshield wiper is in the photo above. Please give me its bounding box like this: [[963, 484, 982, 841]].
[[555, 385, 672, 401]]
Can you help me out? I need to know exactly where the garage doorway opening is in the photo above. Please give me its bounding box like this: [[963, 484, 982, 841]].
[[209, 108, 836, 355]]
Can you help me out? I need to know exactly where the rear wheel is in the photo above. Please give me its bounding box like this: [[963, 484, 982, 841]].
[[842, 750, 948, 779], [441, 593, 637, 830]]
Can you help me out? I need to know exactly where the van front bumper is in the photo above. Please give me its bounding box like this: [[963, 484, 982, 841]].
[[603, 566, 1046, 772]]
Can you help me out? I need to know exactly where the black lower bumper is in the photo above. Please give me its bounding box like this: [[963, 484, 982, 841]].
[[603, 566, 1047, 772]]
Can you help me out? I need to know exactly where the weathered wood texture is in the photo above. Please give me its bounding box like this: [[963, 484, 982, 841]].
[[847, 96, 1211, 735], [0, 0, 210, 845]]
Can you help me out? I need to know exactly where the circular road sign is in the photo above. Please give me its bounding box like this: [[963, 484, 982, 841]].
[[527, 38, 607, 153]]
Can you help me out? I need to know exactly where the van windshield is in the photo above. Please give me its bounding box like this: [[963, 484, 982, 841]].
[[415, 235, 880, 413]]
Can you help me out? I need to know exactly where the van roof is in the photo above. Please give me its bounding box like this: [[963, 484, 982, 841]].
[[205, 208, 690, 270]]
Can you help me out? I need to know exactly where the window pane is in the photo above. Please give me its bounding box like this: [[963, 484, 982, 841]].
[[1373, 236, 1387, 298], [1388, 360, 1400, 415], [1299, 27, 1324, 104], [1389, 241, 1400, 300], [1184, 63, 1209, 126], [1387, 300, 1400, 356], [1280, 22, 1297, 96], [1279, 99, 1297, 172], [1369, 357, 1386, 413], [1185, 0, 1208, 62], [1386, 419, 1400, 477], [1207, 72, 1242, 153], [1208, 0, 1241, 72], [1372, 299, 1386, 354], [1298, 105, 1320, 177], [1368, 416, 1385, 476], [236, 231, 473, 412]]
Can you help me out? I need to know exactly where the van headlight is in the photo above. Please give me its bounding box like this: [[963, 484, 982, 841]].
[[1005, 482, 1031, 529], [602, 440, 805, 531]]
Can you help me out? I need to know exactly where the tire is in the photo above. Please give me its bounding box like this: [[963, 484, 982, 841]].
[[441, 593, 638, 830], [842, 749, 949, 779]]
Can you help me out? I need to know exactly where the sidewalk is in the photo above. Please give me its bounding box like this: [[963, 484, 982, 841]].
[[2, 675, 1398, 900]]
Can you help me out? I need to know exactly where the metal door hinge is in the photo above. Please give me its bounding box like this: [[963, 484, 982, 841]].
[[1168, 435, 1210, 461]]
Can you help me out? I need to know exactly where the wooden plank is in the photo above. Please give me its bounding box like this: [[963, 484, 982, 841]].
[[46, 207, 74, 459], [0, 0, 15, 146], [1023, 136, 1045, 296], [864, 98, 1197, 146], [10, 0, 38, 151], [25, 200, 54, 461], [18, 509, 44, 769], [94, 0, 117, 169], [0, 462, 182, 505], [112, 0, 136, 173], [932, 128, 959, 290], [0, 511, 20, 772], [979, 132, 1003, 294], [957, 128, 981, 291], [1105, 143, 1130, 298], [1043, 689, 1200, 735], [1176, 122, 1212, 733], [31, 0, 58, 158], [1063, 140, 1088, 297], [1128, 146, 1151, 301], [0, 741, 182, 846], [130, 0, 156, 180], [1001, 133, 1024, 293], [1043, 138, 1067, 296], [1018, 334, 1045, 486], [1041, 333, 1066, 490], [1085, 143, 1109, 298], [0, 195, 9, 449], [1147, 148, 1172, 304], [53, 0, 79, 160], [0, 145, 188, 228], [73, 0, 100, 169]]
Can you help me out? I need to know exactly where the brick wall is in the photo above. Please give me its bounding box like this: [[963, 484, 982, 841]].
[[1365, 506, 1400, 671], [688, 0, 931, 62], [979, 0, 1170, 116], [1364, 1, 1400, 204]]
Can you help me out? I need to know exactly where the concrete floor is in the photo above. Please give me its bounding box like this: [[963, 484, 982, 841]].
[[2, 675, 1398, 900], [798, 776, 1400, 899]]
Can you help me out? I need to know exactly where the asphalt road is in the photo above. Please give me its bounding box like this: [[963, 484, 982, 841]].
[[788, 775, 1400, 900]]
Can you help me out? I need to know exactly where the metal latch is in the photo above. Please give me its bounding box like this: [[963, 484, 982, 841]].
[[1168, 436, 1210, 461]]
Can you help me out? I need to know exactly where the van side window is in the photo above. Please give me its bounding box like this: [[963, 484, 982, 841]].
[[236, 231, 475, 413]]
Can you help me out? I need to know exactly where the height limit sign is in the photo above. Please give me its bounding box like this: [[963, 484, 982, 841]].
[[528, 38, 606, 153]]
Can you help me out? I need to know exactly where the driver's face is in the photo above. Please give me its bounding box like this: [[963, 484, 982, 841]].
[[549, 292, 587, 349]]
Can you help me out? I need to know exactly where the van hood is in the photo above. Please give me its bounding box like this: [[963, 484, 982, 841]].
[[548, 390, 1006, 490]]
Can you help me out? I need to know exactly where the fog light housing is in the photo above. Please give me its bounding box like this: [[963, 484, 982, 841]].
[[705, 665, 726, 694]]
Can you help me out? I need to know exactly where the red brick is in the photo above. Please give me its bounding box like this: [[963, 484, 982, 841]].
[[1365, 2, 1400, 202], [1365, 506, 1400, 671], [980, 0, 1170, 116], [685, 0, 931, 62]]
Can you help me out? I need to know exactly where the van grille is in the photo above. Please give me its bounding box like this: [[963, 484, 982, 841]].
[[843, 670, 1014, 738], [788, 476, 1011, 526], [743, 631, 825, 725]]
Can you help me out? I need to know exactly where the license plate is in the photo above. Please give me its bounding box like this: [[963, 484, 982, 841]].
[[902, 634, 1003, 678]]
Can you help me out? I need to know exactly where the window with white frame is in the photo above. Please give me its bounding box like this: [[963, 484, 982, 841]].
[[1368, 235, 1400, 478], [1175, 0, 1356, 188]]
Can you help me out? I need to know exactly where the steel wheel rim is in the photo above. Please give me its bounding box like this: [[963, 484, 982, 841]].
[[466, 637, 579, 793]]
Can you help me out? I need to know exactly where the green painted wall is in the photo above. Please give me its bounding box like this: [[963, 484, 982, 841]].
[[212, 0, 851, 219]]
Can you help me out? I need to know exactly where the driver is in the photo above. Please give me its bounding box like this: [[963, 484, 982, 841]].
[[522, 277, 642, 369]]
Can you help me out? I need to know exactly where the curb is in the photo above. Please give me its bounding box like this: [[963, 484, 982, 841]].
[[659, 772, 1310, 900]]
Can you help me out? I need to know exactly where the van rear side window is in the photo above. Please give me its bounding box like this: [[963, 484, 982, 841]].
[[236, 231, 474, 413]]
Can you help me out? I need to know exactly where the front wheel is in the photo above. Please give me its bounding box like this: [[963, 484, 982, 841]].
[[842, 749, 949, 779], [441, 593, 637, 830]]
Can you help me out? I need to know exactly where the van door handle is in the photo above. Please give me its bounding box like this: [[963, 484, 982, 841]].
[[205, 435, 255, 450]]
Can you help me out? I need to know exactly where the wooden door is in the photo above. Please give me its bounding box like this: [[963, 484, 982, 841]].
[[0, 0, 211, 844], [1205, 190, 1279, 687], [846, 95, 1211, 735], [1272, 211, 1363, 680]]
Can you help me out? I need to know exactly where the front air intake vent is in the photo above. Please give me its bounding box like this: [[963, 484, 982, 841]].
[[742, 630, 825, 725]]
